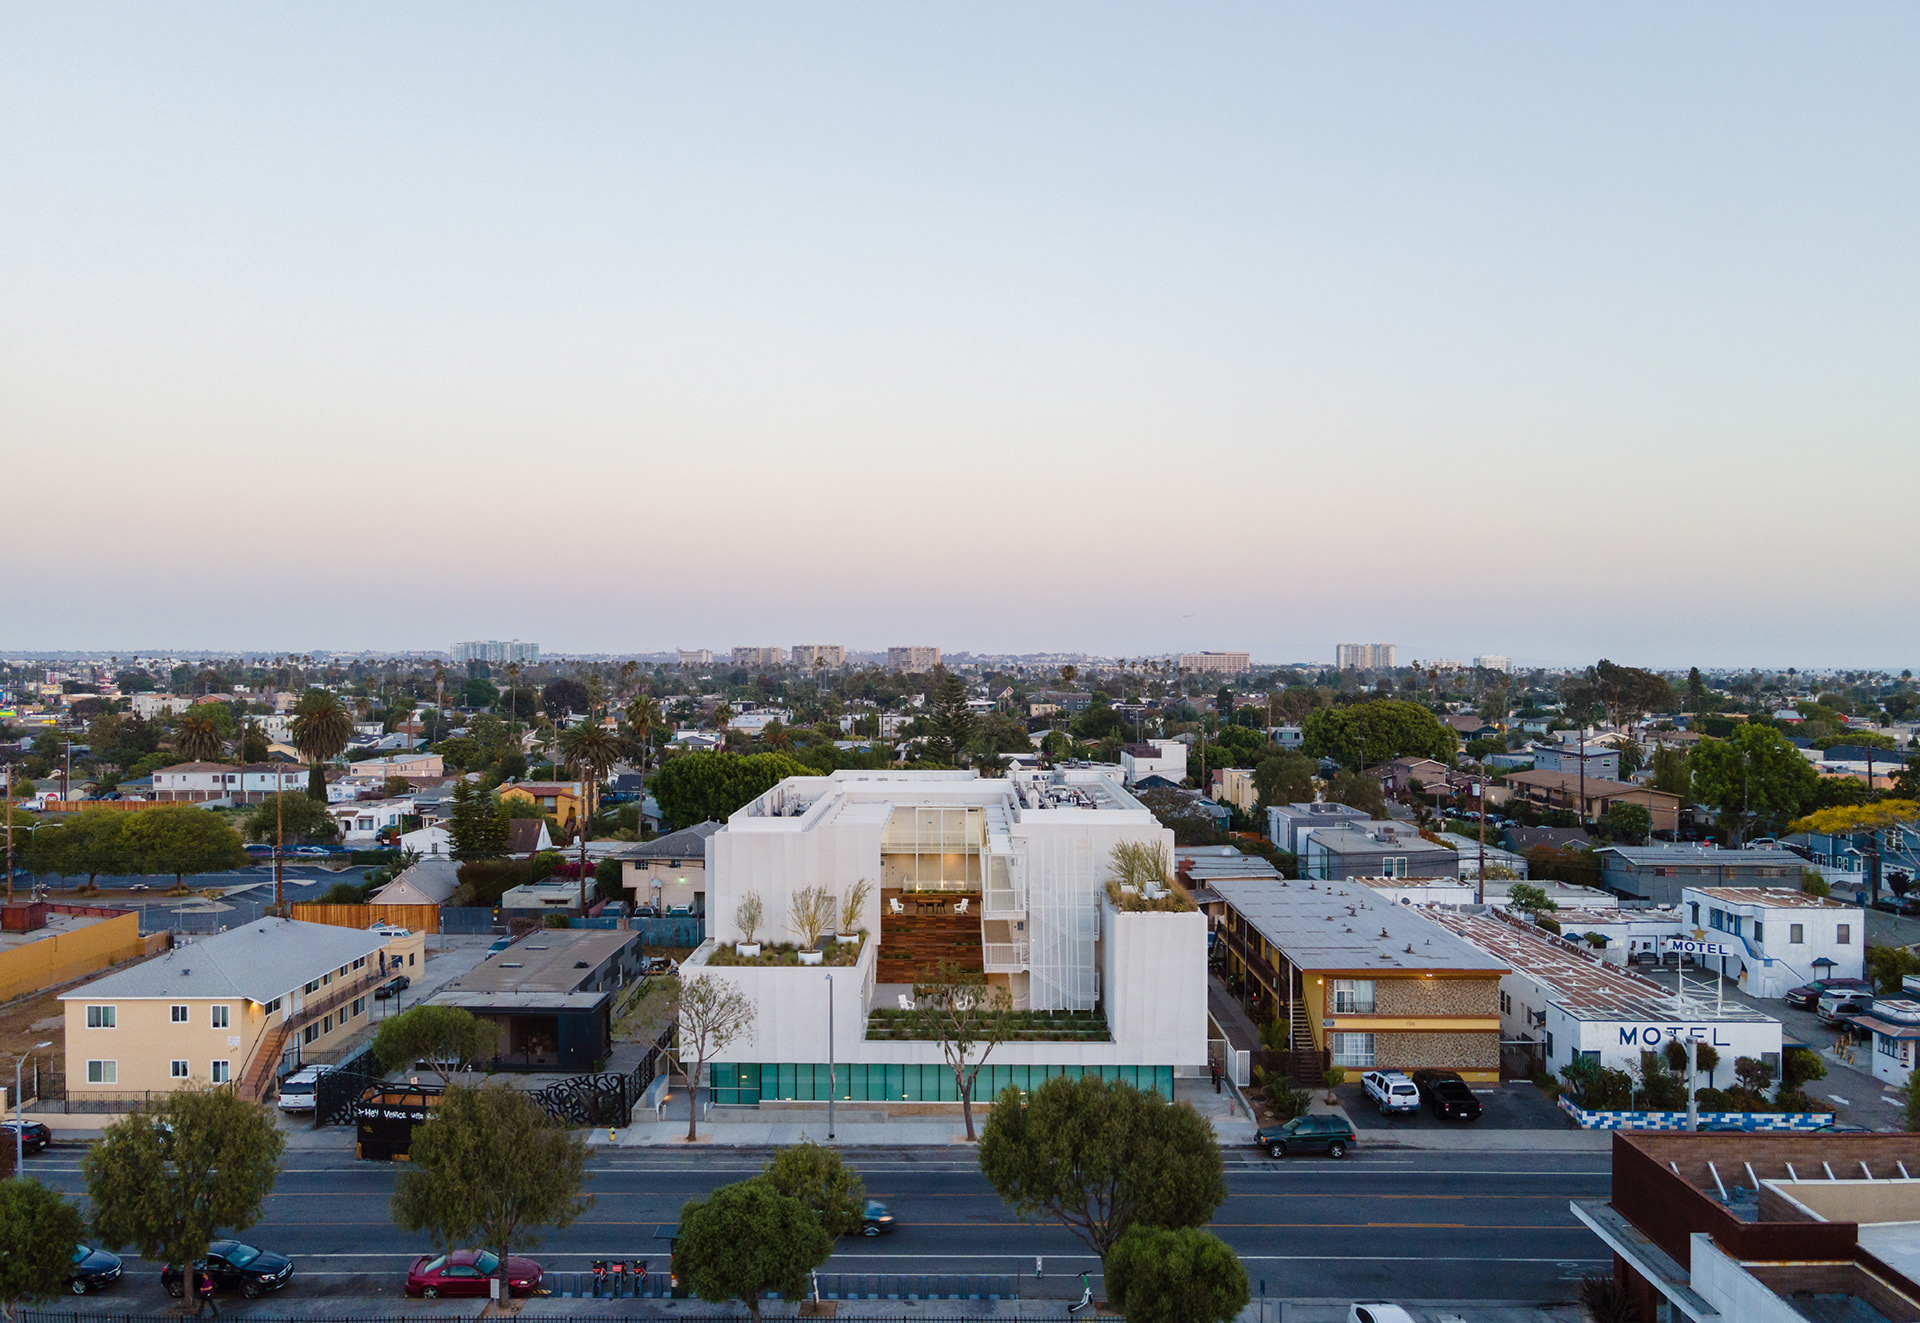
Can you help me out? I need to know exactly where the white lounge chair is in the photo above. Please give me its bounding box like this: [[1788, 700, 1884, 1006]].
[[897, 994, 915, 1011], [889, 897, 905, 915], [954, 897, 971, 916]]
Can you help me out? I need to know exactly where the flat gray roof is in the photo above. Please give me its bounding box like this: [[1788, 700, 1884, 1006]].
[[434, 930, 637, 997], [1210, 875, 1508, 976]]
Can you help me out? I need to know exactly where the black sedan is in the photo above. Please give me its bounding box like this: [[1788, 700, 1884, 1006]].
[[67, 1245, 123, 1295], [2, 1119, 53, 1153], [1411, 1069, 1483, 1123], [374, 975, 411, 999], [162, 1241, 294, 1298]]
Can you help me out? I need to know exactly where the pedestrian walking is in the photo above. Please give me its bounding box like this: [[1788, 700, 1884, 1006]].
[[1210, 1057, 1222, 1093]]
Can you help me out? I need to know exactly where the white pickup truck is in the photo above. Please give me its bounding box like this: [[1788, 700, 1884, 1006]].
[[1361, 1069, 1421, 1114]]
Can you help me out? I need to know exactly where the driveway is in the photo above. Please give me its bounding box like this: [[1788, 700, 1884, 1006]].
[[1336, 1080, 1571, 1132]]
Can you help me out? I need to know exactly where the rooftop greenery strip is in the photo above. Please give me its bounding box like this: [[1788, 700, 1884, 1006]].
[[707, 936, 866, 967], [864, 1007, 1111, 1042]]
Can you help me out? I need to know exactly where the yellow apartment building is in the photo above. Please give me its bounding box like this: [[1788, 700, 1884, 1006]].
[[59, 918, 408, 1104], [498, 781, 585, 834]]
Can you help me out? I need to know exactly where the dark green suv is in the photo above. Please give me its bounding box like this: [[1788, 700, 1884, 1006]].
[[1255, 1114, 1355, 1159]]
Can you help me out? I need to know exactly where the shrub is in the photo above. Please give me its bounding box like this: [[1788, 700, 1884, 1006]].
[[542, 912, 571, 929], [1322, 1066, 1346, 1089]]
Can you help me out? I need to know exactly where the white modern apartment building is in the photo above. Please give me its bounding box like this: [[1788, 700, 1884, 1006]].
[[886, 646, 941, 673], [731, 647, 786, 668], [791, 645, 845, 668], [1336, 643, 1397, 670], [1474, 655, 1513, 673], [1176, 652, 1250, 677], [1118, 739, 1187, 786], [1680, 886, 1864, 999], [686, 768, 1207, 1107], [450, 640, 539, 664], [677, 650, 714, 667]]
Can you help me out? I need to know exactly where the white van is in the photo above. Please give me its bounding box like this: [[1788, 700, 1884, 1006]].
[[275, 1064, 335, 1112]]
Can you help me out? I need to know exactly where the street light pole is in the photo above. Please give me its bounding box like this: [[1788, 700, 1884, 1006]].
[[826, 972, 835, 1140], [15, 1041, 52, 1170]]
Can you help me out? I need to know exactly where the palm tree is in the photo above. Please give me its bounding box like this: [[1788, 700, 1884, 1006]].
[[711, 702, 734, 732], [174, 715, 222, 763], [558, 723, 619, 914], [290, 689, 354, 801], [624, 694, 661, 770]]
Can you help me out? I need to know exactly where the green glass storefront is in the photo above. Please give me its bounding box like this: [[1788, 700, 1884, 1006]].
[[710, 1061, 1174, 1105]]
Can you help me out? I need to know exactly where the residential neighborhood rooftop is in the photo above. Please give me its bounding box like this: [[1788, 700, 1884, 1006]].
[[1686, 885, 1855, 910], [1209, 875, 1509, 975], [57, 917, 388, 1004]]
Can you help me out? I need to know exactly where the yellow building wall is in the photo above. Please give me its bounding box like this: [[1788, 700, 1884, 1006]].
[[0, 911, 151, 1003], [65, 995, 274, 1095], [499, 785, 582, 827]]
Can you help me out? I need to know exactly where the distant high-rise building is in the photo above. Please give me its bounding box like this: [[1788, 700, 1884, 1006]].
[[731, 647, 786, 669], [887, 646, 941, 673], [791, 645, 845, 669], [1176, 652, 1251, 676], [451, 639, 538, 665], [1335, 643, 1397, 670], [677, 649, 714, 667], [1475, 655, 1513, 674]]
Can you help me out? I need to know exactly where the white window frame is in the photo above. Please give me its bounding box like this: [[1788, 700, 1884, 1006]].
[[1331, 1032, 1375, 1068], [210, 1060, 230, 1084], [170, 1060, 190, 1079], [85, 1005, 116, 1029], [1332, 979, 1376, 1015], [170, 1004, 189, 1023], [86, 1060, 117, 1085], [210, 1005, 230, 1029]]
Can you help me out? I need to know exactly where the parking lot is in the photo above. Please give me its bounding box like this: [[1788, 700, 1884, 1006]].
[[1335, 1079, 1572, 1132]]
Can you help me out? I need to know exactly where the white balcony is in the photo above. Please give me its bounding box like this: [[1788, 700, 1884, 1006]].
[[983, 941, 1030, 973]]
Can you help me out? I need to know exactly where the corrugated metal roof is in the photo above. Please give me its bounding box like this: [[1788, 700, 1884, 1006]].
[[58, 918, 388, 1003]]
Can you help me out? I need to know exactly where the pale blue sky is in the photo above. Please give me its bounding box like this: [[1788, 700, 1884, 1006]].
[[2, 4, 1914, 667]]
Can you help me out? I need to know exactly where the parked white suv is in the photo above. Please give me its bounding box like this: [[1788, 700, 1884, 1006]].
[[1362, 1069, 1420, 1114], [276, 1064, 335, 1113]]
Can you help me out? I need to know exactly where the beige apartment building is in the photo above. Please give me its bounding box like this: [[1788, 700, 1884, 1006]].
[[60, 918, 420, 1104], [790, 645, 845, 668]]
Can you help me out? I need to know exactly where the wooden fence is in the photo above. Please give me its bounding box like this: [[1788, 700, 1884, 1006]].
[[289, 902, 441, 934]]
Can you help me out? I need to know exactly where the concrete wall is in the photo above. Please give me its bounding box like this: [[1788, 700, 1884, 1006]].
[[0, 910, 149, 1003], [1100, 902, 1208, 1067]]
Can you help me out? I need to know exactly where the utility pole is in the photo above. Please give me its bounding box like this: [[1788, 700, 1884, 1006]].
[[274, 773, 285, 913]]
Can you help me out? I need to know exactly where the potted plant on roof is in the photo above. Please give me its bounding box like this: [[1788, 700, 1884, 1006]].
[[791, 885, 835, 965], [735, 891, 764, 959], [838, 877, 873, 945]]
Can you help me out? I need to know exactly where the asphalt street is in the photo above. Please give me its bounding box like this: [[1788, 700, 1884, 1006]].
[[23, 1143, 1612, 1310]]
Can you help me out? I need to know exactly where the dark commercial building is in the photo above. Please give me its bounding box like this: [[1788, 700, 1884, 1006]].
[[1575, 1131, 1920, 1321], [1595, 846, 1808, 906], [426, 929, 643, 1072]]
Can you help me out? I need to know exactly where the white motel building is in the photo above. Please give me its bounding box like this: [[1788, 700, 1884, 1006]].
[[680, 769, 1209, 1107]]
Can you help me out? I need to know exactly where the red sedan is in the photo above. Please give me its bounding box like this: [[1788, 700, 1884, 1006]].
[[405, 1250, 542, 1298]]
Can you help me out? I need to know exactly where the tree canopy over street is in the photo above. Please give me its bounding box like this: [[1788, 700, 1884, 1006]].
[[1105, 1225, 1251, 1323], [978, 1074, 1226, 1262], [372, 1004, 500, 1085], [674, 1179, 833, 1322], [0, 1178, 87, 1320], [82, 1088, 286, 1288]]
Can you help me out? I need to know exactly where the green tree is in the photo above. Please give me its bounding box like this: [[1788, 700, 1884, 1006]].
[[22, 808, 127, 889], [371, 1004, 500, 1085], [623, 693, 662, 769], [757, 1140, 865, 1238], [1105, 1225, 1250, 1323], [1301, 700, 1457, 770], [910, 961, 1014, 1141], [674, 1180, 832, 1322], [462, 676, 499, 709], [118, 806, 248, 889], [1650, 746, 1691, 799], [1506, 882, 1557, 917], [448, 781, 511, 860], [1691, 724, 1820, 841], [1606, 801, 1652, 844], [0, 1177, 88, 1320], [1323, 770, 1386, 820], [290, 689, 354, 800], [648, 752, 815, 829], [541, 677, 590, 719], [390, 1084, 591, 1300], [83, 1088, 286, 1297], [1590, 660, 1678, 730], [243, 792, 340, 847], [238, 721, 271, 764], [1253, 751, 1315, 812], [925, 668, 976, 768], [172, 716, 223, 764], [1687, 667, 1710, 712], [977, 1074, 1227, 1262]]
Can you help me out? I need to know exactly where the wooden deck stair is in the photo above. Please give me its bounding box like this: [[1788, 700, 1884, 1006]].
[[239, 1022, 292, 1103], [877, 904, 983, 985]]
